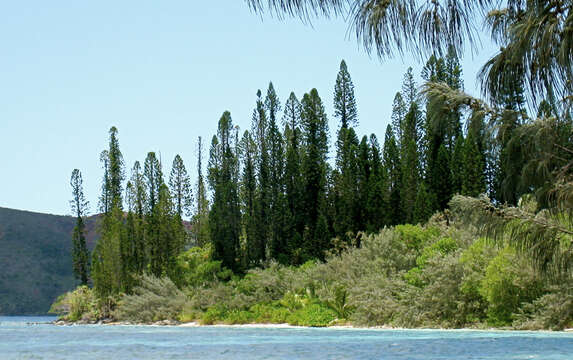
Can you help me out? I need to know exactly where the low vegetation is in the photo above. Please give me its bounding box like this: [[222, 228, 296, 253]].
[[54, 216, 573, 329]]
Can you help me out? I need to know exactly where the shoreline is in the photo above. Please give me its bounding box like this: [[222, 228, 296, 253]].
[[50, 319, 573, 333]]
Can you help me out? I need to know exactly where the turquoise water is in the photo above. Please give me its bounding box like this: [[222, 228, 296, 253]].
[[2, 316, 573, 359]]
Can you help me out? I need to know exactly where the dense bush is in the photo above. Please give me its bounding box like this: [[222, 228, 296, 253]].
[[114, 275, 187, 323]]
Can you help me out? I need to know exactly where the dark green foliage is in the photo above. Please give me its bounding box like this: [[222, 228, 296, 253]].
[[382, 125, 402, 225], [400, 103, 421, 223], [365, 134, 387, 232], [169, 154, 193, 218], [125, 162, 147, 274], [422, 49, 463, 213], [333, 59, 358, 129], [70, 169, 90, 285], [450, 137, 464, 194], [209, 112, 241, 272], [265, 83, 289, 261], [391, 92, 406, 148], [333, 127, 359, 241], [251, 90, 270, 265], [413, 182, 433, 224], [332, 61, 360, 241], [193, 136, 210, 247], [92, 206, 124, 297], [283, 92, 305, 260], [107, 127, 125, 210], [144, 152, 162, 213], [462, 132, 486, 197], [92, 128, 127, 297], [240, 130, 258, 265], [301, 88, 330, 259]]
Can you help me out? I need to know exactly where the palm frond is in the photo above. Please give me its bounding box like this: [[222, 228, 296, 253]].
[[450, 194, 573, 277], [245, 0, 348, 20]]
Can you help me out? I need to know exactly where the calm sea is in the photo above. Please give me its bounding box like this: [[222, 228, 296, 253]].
[[1, 316, 573, 359]]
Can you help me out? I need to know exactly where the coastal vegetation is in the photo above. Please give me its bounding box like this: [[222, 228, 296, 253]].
[[52, 0, 573, 330]]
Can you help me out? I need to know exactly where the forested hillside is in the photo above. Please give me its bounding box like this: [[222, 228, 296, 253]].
[[0, 207, 99, 315]]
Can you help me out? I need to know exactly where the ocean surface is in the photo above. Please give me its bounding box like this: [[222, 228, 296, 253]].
[[1, 316, 573, 359]]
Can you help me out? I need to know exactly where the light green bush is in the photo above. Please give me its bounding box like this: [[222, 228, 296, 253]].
[[49, 285, 97, 322], [174, 245, 232, 288], [480, 247, 543, 326]]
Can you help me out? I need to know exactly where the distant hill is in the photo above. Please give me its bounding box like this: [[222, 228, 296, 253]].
[[0, 207, 99, 315]]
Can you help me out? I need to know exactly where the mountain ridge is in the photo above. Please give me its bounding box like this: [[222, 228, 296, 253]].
[[0, 206, 100, 315]]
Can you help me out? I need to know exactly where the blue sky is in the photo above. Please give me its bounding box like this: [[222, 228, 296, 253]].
[[0, 1, 497, 216]]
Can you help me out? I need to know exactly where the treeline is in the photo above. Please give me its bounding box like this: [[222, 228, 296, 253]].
[[70, 51, 571, 296]]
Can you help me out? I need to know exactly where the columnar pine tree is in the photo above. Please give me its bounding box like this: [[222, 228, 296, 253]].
[[122, 161, 147, 292], [494, 72, 527, 205], [365, 134, 387, 232], [356, 136, 371, 231], [128, 161, 147, 273], [301, 88, 330, 259], [462, 132, 486, 197], [282, 92, 305, 262], [250, 90, 270, 264], [143, 152, 165, 277], [169, 154, 193, 218], [193, 136, 210, 247], [92, 127, 125, 297], [400, 103, 421, 223], [98, 150, 110, 214], [70, 169, 90, 285], [240, 130, 258, 266], [209, 112, 241, 271], [333, 60, 360, 242], [333, 60, 358, 129], [391, 93, 407, 149], [382, 125, 402, 225], [265, 83, 288, 261]]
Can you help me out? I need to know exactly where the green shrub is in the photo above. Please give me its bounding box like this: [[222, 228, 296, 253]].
[[200, 305, 227, 325], [287, 303, 336, 327]]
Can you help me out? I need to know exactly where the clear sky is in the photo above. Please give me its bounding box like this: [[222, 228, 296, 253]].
[[0, 1, 497, 217]]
